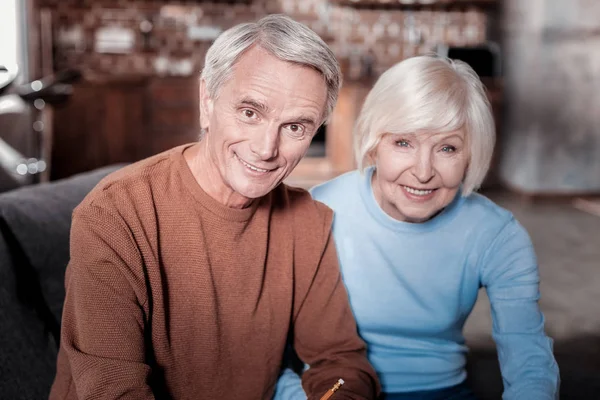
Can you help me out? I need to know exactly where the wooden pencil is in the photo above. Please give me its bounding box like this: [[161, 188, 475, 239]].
[[319, 378, 345, 400]]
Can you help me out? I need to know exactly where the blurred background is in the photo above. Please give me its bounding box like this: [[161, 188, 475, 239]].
[[0, 0, 599, 399], [1, 0, 600, 195]]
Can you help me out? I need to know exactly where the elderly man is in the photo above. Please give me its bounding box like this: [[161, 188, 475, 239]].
[[50, 14, 379, 400]]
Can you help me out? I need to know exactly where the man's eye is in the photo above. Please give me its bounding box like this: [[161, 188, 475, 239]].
[[284, 124, 305, 137], [441, 146, 456, 153], [243, 109, 256, 119]]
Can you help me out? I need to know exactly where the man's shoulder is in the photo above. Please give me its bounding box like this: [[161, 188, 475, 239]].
[[273, 186, 334, 275], [276, 184, 332, 219], [273, 184, 333, 247], [78, 146, 184, 214]]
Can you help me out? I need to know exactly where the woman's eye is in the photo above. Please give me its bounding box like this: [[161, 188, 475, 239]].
[[396, 139, 409, 147], [441, 145, 456, 153]]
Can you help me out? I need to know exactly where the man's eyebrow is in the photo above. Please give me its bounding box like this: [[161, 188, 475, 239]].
[[294, 116, 318, 126], [238, 97, 320, 126], [239, 97, 269, 113]]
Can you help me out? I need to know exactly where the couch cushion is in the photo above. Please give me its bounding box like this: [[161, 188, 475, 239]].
[[0, 233, 58, 397], [0, 165, 125, 339]]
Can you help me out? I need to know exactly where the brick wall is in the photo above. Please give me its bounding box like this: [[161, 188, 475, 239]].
[[36, 0, 490, 78]]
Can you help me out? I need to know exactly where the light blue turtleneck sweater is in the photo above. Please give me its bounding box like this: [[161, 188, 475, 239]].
[[275, 167, 559, 400]]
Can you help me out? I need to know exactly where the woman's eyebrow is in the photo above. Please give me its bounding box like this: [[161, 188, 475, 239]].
[[439, 134, 464, 142]]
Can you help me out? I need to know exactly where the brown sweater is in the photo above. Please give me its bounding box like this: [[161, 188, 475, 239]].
[[50, 144, 379, 400]]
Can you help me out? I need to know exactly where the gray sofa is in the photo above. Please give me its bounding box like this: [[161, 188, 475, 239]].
[[0, 165, 123, 399]]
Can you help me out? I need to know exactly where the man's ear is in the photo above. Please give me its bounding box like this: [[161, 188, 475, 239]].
[[199, 78, 213, 130]]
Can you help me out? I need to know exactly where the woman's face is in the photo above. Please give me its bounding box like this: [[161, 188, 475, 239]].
[[372, 130, 469, 223]]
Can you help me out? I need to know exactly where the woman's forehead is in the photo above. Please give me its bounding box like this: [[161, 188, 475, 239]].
[[386, 129, 466, 141]]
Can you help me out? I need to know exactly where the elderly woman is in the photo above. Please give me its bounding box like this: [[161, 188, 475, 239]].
[[275, 56, 559, 400]]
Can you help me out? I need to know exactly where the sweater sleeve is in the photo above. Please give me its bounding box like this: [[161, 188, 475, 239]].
[[293, 227, 380, 400], [56, 201, 155, 399], [480, 218, 560, 400]]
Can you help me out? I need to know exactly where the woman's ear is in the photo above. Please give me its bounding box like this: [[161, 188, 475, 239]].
[[366, 150, 375, 167], [462, 148, 472, 181], [367, 140, 380, 167], [199, 78, 213, 130]]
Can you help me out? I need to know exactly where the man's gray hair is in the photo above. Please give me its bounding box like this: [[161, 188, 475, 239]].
[[201, 14, 341, 123]]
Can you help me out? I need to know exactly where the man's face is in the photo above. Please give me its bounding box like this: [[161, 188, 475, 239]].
[[199, 46, 328, 206]]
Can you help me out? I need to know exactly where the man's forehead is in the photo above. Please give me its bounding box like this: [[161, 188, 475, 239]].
[[215, 47, 328, 119], [228, 80, 325, 115]]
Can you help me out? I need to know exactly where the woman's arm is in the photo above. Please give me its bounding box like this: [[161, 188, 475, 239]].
[[480, 218, 560, 400], [273, 367, 308, 400]]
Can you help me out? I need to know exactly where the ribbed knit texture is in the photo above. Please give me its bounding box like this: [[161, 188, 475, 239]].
[[49, 144, 379, 400]]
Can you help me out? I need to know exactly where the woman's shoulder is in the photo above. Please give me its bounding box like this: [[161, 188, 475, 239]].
[[460, 192, 515, 225], [452, 192, 528, 246], [309, 170, 363, 209], [455, 194, 534, 269]]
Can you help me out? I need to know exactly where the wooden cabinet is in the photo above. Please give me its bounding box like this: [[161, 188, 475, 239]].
[[146, 78, 200, 156], [50, 78, 144, 180], [328, 0, 498, 8], [51, 76, 199, 180]]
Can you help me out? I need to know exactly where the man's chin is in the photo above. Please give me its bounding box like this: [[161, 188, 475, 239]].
[[234, 182, 277, 200], [228, 168, 287, 198]]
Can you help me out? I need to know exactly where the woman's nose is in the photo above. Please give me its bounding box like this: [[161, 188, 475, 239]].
[[411, 152, 435, 183]]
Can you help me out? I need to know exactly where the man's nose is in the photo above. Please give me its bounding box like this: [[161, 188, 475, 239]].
[[249, 124, 279, 161], [411, 150, 435, 183]]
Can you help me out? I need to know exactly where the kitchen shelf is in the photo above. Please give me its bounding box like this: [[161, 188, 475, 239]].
[[328, 0, 498, 10]]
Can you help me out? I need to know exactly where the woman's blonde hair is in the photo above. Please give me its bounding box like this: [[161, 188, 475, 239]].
[[354, 55, 495, 196]]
